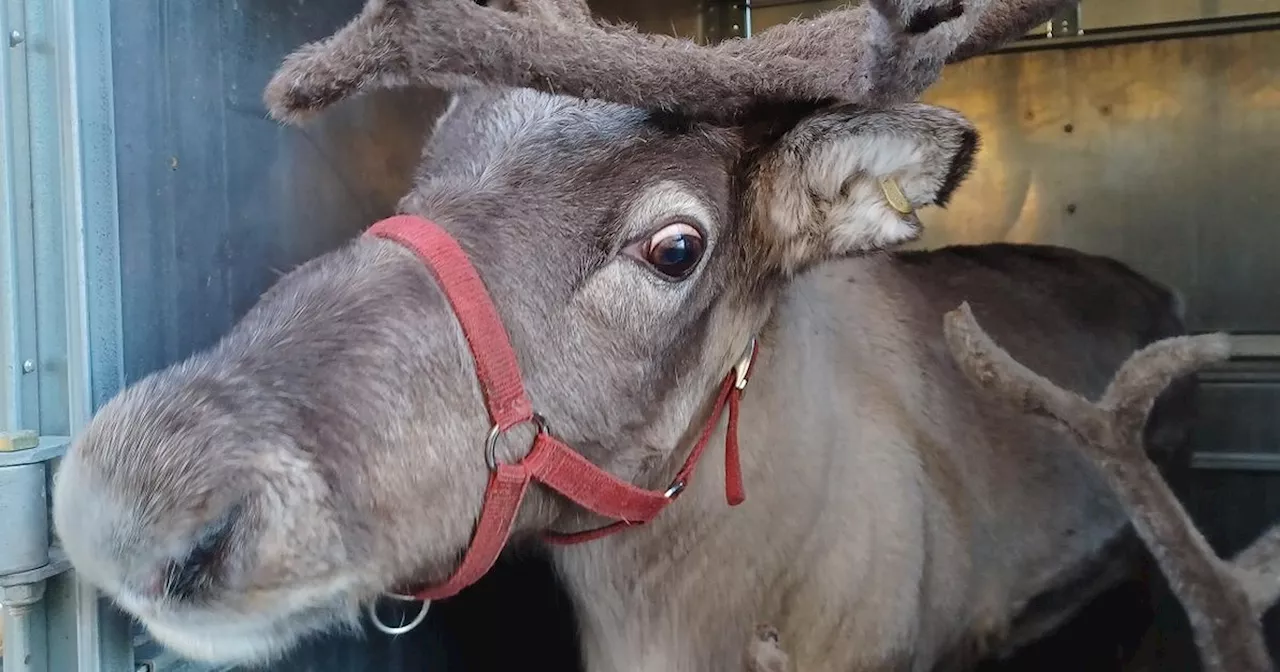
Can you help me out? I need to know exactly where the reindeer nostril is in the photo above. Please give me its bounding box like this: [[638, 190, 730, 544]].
[[164, 504, 240, 601]]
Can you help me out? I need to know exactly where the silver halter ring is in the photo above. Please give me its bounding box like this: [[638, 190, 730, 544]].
[[367, 591, 432, 636], [484, 413, 549, 471]]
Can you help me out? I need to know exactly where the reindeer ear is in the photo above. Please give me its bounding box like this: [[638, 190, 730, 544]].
[[749, 102, 978, 274]]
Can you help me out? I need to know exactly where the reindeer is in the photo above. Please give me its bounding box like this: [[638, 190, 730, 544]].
[[50, 0, 1201, 670]]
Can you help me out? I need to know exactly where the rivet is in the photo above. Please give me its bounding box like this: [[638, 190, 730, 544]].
[[9, 30, 24, 47], [22, 360, 35, 374]]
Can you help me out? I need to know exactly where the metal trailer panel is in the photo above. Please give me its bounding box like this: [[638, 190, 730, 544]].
[[102, 1, 584, 671], [109, 0, 431, 378], [3, 0, 132, 666], [913, 29, 1280, 552], [908, 28, 1280, 668], [3, 0, 1278, 668]]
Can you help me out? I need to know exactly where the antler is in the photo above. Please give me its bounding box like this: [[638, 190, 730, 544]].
[[944, 301, 1280, 672], [263, 0, 1078, 124]]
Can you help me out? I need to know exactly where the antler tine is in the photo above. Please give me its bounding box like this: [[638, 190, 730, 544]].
[[1231, 523, 1280, 618], [264, 0, 1081, 125], [946, 0, 1080, 61], [944, 302, 1280, 672]]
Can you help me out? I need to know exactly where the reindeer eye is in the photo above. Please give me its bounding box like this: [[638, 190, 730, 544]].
[[643, 223, 705, 280]]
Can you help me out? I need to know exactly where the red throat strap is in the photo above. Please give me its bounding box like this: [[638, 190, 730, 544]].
[[366, 214, 758, 601]]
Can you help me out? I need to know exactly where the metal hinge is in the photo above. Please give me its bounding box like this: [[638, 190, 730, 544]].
[[1, 432, 73, 671]]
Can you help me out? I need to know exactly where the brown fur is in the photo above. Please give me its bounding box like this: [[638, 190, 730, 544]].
[[261, 0, 1077, 124], [945, 303, 1280, 672]]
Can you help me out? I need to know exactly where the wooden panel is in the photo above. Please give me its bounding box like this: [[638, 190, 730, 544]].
[[916, 31, 1280, 334]]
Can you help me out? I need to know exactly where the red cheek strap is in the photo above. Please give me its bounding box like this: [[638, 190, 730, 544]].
[[365, 214, 757, 602]]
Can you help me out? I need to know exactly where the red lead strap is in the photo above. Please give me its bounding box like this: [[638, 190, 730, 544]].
[[367, 215, 757, 602]]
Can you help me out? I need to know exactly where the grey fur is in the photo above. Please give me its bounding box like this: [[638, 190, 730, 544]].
[[52, 83, 1194, 671]]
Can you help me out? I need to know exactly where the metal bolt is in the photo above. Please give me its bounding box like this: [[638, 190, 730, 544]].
[[0, 581, 47, 609], [9, 30, 23, 47], [22, 359, 35, 373]]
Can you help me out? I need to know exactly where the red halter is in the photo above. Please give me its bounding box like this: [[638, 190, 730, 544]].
[[365, 215, 758, 602]]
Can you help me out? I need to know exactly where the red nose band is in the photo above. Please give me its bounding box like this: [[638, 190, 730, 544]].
[[365, 214, 757, 601]]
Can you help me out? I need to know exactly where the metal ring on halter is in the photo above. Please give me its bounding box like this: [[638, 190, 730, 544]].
[[484, 413, 549, 471], [367, 591, 432, 636]]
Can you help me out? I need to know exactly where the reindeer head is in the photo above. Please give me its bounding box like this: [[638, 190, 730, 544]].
[[52, 0, 1075, 665]]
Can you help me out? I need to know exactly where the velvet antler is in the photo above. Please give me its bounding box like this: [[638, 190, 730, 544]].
[[263, 0, 1078, 124], [944, 301, 1280, 672]]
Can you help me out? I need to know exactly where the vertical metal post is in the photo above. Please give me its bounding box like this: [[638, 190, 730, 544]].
[[3, 591, 44, 672], [701, 0, 751, 44], [0, 0, 54, 664], [0, 436, 71, 672], [1047, 4, 1083, 38], [2, 0, 36, 436], [3, 0, 130, 668], [0, 433, 50, 577]]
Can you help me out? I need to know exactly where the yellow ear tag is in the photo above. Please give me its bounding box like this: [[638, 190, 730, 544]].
[[879, 177, 914, 215]]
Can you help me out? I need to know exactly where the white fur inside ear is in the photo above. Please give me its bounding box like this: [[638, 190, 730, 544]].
[[754, 102, 978, 273], [808, 132, 926, 190], [763, 132, 928, 259], [825, 180, 922, 254]]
